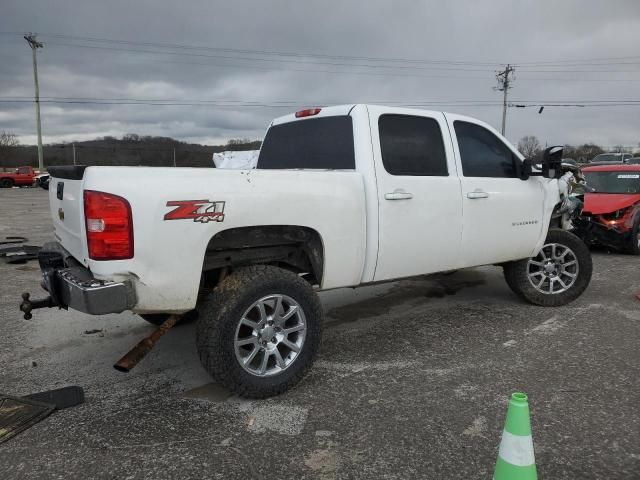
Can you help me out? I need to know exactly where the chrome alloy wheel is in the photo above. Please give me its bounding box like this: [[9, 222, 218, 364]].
[[234, 294, 307, 377], [527, 243, 579, 294]]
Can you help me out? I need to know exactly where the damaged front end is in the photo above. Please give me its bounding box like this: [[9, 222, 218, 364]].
[[573, 206, 639, 250], [545, 156, 586, 232]]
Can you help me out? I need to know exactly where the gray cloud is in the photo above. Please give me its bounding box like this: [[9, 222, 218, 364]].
[[1, 0, 640, 148]]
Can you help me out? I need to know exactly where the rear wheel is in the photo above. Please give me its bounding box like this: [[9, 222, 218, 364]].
[[196, 265, 322, 398], [0, 178, 14, 188], [503, 229, 592, 306]]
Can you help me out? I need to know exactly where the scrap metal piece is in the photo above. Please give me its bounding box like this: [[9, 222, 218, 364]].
[[24, 386, 85, 410], [0, 236, 28, 245], [113, 314, 180, 372], [0, 395, 54, 444], [4, 245, 41, 264]]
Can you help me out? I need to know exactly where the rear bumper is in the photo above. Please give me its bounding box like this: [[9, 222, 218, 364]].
[[38, 242, 137, 315]]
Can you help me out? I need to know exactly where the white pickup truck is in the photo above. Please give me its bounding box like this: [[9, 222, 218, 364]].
[[21, 104, 592, 398]]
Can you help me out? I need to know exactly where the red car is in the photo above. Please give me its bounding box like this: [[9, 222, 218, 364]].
[[0, 166, 38, 188], [575, 164, 640, 255]]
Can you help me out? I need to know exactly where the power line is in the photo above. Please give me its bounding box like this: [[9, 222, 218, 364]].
[[37, 44, 496, 80], [7, 31, 640, 72], [2, 95, 639, 104], [1, 98, 638, 109], [44, 41, 498, 72], [37, 32, 504, 67], [44, 41, 640, 74]]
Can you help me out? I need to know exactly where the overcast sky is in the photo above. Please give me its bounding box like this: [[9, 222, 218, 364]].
[[1, 0, 639, 149]]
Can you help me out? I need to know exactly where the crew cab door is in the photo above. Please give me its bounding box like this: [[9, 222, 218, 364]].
[[368, 106, 463, 281], [445, 114, 544, 266]]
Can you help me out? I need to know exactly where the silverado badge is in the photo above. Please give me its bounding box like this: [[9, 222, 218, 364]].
[[164, 200, 225, 223]]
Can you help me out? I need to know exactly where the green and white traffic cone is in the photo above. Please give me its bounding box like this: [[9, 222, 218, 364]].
[[494, 392, 537, 480]]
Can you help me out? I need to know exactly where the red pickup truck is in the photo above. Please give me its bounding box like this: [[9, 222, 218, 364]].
[[0, 166, 38, 188]]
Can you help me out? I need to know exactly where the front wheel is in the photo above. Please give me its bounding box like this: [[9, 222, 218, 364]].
[[503, 229, 592, 306], [196, 265, 323, 398]]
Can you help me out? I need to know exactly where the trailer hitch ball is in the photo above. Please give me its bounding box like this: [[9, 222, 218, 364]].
[[20, 292, 34, 320], [19, 292, 55, 320]]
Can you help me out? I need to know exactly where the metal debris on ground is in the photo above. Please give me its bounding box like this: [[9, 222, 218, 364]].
[[0, 386, 85, 443], [3, 245, 41, 264], [0, 237, 41, 264], [0, 395, 55, 444], [113, 314, 180, 372], [0, 236, 28, 245], [24, 386, 85, 410], [83, 329, 104, 335]]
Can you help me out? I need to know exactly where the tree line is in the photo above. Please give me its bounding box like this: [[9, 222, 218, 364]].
[[517, 135, 637, 163], [0, 132, 261, 169]]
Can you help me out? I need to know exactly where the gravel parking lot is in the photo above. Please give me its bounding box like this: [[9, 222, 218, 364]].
[[1, 187, 639, 479]]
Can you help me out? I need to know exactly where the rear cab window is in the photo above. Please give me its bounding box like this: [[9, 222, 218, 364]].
[[258, 116, 355, 169]]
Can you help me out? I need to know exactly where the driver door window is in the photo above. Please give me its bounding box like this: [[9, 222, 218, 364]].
[[454, 121, 518, 178]]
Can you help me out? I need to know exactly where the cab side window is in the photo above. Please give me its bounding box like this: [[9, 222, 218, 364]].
[[454, 121, 518, 178], [379, 114, 448, 176]]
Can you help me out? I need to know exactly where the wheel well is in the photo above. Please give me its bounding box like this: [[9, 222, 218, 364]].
[[202, 225, 324, 286]]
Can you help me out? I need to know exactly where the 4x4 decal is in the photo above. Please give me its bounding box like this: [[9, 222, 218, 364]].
[[164, 200, 225, 223]]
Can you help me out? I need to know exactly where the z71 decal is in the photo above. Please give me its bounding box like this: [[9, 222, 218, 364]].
[[164, 200, 225, 223]]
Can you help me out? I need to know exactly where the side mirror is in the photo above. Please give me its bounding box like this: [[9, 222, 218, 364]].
[[520, 158, 533, 181], [541, 146, 563, 179]]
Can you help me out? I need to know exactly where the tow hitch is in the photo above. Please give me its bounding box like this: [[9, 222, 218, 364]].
[[19, 292, 57, 320]]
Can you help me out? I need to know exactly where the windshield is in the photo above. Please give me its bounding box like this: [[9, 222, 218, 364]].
[[584, 171, 640, 194]]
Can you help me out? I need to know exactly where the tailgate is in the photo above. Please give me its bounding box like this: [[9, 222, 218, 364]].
[[48, 166, 88, 263]]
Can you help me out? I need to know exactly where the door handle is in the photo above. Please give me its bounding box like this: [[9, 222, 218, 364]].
[[384, 191, 413, 200], [467, 190, 489, 199]]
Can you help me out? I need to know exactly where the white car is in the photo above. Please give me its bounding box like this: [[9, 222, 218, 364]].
[[22, 105, 592, 398]]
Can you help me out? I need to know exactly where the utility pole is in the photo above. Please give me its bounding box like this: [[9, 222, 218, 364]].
[[72, 143, 76, 165], [24, 33, 44, 171], [495, 64, 515, 136], [173, 147, 176, 167]]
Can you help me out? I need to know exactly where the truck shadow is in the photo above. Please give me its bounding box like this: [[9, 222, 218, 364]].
[[324, 269, 487, 328]]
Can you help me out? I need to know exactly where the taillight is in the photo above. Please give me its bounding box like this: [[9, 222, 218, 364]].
[[84, 190, 133, 260], [295, 107, 322, 118]]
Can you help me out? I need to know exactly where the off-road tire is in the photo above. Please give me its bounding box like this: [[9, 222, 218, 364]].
[[139, 310, 198, 326], [196, 265, 323, 399], [623, 215, 640, 255], [0, 178, 14, 188], [503, 229, 592, 306]]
